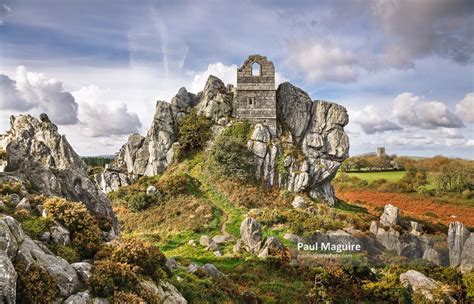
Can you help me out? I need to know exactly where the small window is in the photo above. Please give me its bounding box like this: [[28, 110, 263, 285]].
[[247, 97, 254, 106], [251, 62, 261, 76]]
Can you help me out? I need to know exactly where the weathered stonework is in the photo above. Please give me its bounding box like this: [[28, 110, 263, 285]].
[[235, 55, 277, 134]]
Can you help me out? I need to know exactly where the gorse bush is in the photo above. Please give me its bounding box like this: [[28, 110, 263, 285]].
[[0, 180, 22, 195], [44, 197, 102, 258], [209, 135, 255, 181], [21, 216, 52, 239], [15, 261, 60, 304], [89, 260, 140, 297], [177, 109, 213, 157]]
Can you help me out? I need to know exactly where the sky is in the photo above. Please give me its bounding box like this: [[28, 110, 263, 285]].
[[0, 0, 473, 158]]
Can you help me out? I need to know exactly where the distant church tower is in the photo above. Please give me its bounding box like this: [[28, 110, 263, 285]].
[[234, 55, 277, 134]]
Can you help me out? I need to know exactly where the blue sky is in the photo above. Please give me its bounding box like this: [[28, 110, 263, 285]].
[[0, 0, 473, 158]]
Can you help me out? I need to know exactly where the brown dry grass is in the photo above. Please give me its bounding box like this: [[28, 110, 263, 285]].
[[337, 189, 474, 227]]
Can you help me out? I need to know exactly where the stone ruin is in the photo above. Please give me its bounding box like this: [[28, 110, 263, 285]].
[[234, 55, 277, 135]]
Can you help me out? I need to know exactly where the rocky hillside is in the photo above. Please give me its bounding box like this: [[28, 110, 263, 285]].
[[103, 76, 349, 205], [0, 114, 187, 303]]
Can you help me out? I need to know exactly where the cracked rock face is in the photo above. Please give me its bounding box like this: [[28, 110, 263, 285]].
[[448, 221, 473, 272], [3, 114, 118, 234]]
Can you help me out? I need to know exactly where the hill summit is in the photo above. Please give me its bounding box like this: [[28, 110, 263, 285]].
[[100, 55, 349, 205]]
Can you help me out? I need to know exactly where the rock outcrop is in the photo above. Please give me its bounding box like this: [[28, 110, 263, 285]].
[[95, 165, 132, 193], [3, 114, 118, 235], [112, 75, 349, 205], [448, 221, 473, 273]]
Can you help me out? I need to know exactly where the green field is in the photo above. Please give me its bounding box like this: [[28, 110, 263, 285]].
[[343, 171, 406, 183]]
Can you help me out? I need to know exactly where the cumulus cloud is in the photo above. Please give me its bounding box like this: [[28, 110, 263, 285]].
[[455, 93, 474, 123], [0, 74, 35, 111], [384, 134, 434, 146], [439, 128, 464, 139], [393, 92, 464, 129], [352, 105, 401, 134], [190, 62, 287, 93], [466, 139, 474, 147], [287, 41, 357, 83], [73, 85, 142, 137], [2, 66, 79, 125]]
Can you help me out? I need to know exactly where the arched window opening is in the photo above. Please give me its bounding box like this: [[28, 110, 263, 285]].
[[251, 62, 261, 76]]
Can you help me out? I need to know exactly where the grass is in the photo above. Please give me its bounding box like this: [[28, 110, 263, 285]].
[[343, 171, 406, 183]]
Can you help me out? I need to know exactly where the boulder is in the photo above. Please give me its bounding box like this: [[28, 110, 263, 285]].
[[50, 222, 71, 246], [171, 87, 198, 113], [95, 169, 131, 193], [291, 196, 307, 209], [71, 262, 92, 284], [399, 270, 455, 303], [276, 82, 313, 143], [448, 221, 470, 268], [240, 217, 262, 254], [8, 194, 20, 207], [146, 185, 157, 195], [380, 204, 400, 227], [233, 239, 242, 254], [64, 291, 91, 304], [212, 234, 233, 244], [115, 133, 145, 173], [460, 234, 474, 273], [196, 75, 233, 122], [199, 235, 211, 247], [140, 280, 188, 304], [423, 248, 442, 266], [165, 257, 178, 271], [206, 241, 218, 251], [258, 237, 287, 258], [213, 250, 223, 257], [0, 254, 16, 304], [201, 263, 222, 279], [15, 197, 30, 210]]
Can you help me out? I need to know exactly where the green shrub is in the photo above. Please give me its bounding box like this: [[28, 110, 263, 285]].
[[44, 197, 102, 258], [21, 216, 52, 239], [177, 109, 213, 157], [209, 135, 255, 181], [15, 261, 60, 304], [53, 245, 81, 263], [128, 192, 152, 212], [463, 271, 474, 300], [361, 270, 411, 303], [220, 120, 252, 143], [89, 260, 140, 298], [157, 173, 195, 197]]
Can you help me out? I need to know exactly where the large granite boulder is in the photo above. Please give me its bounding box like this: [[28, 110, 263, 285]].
[[140, 280, 188, 304], [448, 221, 473, 273], [115, 133, 145, 173], [171, 87, 198, 114], [95, 165, 132, 193], [196, 75, 233, 122], [3, 114, 118, 234], [240, 217, 263, 254], [399, 270, 456, 303], [276, 82, 313, 143], [0, 216, 19, 304], [380, 204, 400, 227], [258, 237, 287, 258]]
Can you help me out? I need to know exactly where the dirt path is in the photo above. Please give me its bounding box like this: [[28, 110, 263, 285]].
[[338, 189, 474, 227]]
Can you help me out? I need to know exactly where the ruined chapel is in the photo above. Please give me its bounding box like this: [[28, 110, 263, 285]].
[[234, 55, 277, 134]]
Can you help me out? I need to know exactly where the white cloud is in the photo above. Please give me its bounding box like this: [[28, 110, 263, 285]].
[[190, 62, 238, 93], [0, 74, 35, 111], [351, 105, 401, 134], [445, 138, 467, 146], [456, 93, 474, 124], [439, 128, 464, 139], [393, 92, 464, 129], [190, 62, 287, 93], [287, 41, 357, 83], [466, 139, 474, 147], [2, 66, 79, 125], [384, 134, 434, 146], [72, 85, 142, 137]]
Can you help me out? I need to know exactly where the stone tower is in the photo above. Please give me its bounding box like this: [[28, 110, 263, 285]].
[[377, 147, 386, 157], [234, 55, 277, 134]]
